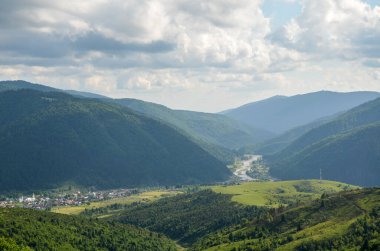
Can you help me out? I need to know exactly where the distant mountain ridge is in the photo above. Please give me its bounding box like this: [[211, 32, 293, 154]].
[[223, 90, 380, 134], [0, 89, 230, 191], [0, 80, 108, 99]]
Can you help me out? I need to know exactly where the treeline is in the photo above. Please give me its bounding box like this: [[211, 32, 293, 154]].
[[0, 208, 176, 250]]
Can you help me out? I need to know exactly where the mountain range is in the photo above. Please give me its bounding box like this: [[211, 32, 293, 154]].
[[1, 79, 380, 190]]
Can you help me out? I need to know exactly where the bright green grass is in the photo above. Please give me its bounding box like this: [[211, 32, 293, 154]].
[[211, 180, 358, 207], [51, 190, 180, 215]]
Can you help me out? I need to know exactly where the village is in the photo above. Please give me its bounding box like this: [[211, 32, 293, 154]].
[[0, 188, 138, 210]]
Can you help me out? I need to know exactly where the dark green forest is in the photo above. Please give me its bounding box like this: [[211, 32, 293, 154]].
[[0, 208, 176, 250], [113, 190, 267, 246]]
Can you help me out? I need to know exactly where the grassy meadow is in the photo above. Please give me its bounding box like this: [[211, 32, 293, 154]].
[[211, 180, 358, 207]]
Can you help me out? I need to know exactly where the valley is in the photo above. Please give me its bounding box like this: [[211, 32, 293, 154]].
[[0, 81, 380, 250]]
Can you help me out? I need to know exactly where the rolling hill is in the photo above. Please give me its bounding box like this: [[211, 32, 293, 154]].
[[269, 98, 380, 186], [193, 188, 380, 251], [0, 90, 231, 192], [105, 182, 369, 250], [223, 91, 380, 134]]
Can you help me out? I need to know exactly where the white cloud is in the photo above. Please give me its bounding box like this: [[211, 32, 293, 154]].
[[0, 0, 379, 111], [273, 0, 380, 60]]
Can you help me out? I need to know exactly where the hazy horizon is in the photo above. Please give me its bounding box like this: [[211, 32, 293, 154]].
[[1, 0, 379, 112]]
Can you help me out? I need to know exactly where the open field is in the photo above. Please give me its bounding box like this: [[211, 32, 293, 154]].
[[211, 180, 359, 207], [51, 190, 180, 215]]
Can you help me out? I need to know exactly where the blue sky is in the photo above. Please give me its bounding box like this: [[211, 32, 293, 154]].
[[0, 0, 379, 112], [262, 0, 302, 30]]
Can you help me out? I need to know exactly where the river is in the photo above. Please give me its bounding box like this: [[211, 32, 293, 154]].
[[233, 155, 261, 181]]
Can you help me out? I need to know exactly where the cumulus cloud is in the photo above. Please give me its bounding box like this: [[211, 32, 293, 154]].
[[0, 0, 379, 111], [272, 0, 380, 61]]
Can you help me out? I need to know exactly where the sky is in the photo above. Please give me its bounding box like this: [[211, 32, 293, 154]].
[[0, 0, 379, 112]]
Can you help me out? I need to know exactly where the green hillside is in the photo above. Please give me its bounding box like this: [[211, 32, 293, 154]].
[[271, 122, 380, 187], [252, 115, 336, 155], [114, 99, 274, 150], [0, 208, 176, 250], [102, 183, 374, 251], [0, 90, 230, 192], [192, 188, 380, 251], [274, 97, 380, 158], [109, 180, 354, 248], [269, 98, 380, 187]]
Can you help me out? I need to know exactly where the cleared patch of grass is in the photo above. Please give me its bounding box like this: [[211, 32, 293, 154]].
[[210, 180, 358, 207]]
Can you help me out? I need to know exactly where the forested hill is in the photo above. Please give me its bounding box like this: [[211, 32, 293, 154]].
[[269, 98, 380, 187], [223, 91, 380, 134], [113, 189, 266, 246], [0, 208, 176, 250], [114, 99, 274, 150], [0, 90, 230, 192]]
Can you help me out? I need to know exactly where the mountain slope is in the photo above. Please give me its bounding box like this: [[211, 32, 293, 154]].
[[272, 97, 380, 159], [114, 99, 274, 150], [0, 208, 176, 250], [223, 91, 380, 134], [270, 122, 380, 187], [1, 81, 273, 157], [253, 114, 338, 155], [0, 90, 230, 191], [266, 98, 380, 186], [193, 188, 380, 251]]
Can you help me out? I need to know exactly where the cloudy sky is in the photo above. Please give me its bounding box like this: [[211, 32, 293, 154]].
[[0, 0, 379, 112]]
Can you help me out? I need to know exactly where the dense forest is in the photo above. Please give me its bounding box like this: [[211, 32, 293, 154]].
[[0, 208, 176, 250], [0, 89, 230, 192], [113, 190, 267, 246]]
